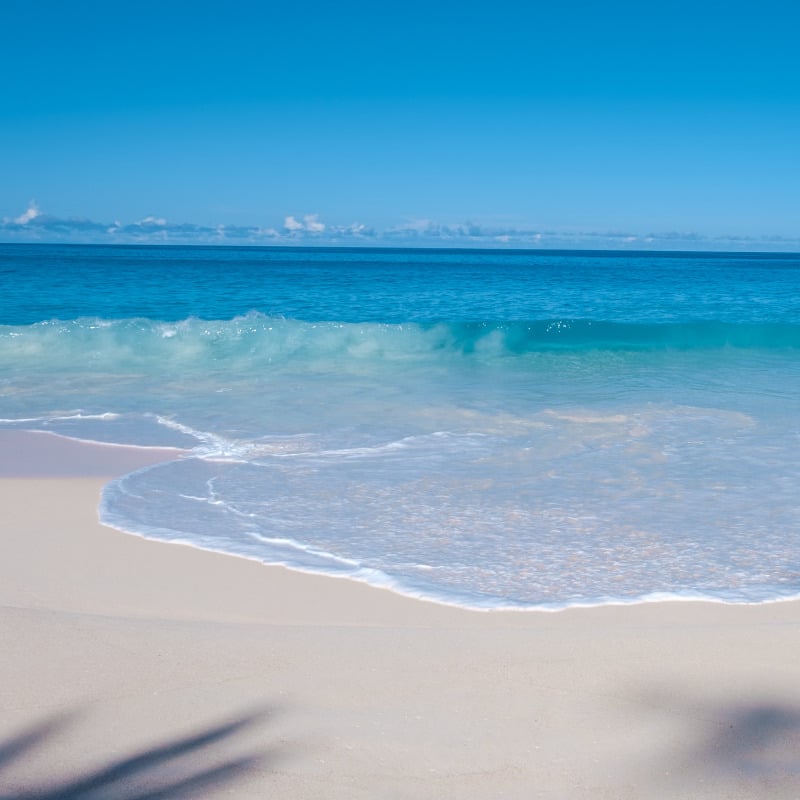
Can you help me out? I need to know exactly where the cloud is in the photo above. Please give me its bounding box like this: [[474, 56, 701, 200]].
[[335, 222, 374, 237], [283, 215, 304, 231], [283, 214, 326, 234], [137, 215, 167, 227], [14, 201, 40, 225], [1, 204, 798, 251], [304, 214, 325, 233]]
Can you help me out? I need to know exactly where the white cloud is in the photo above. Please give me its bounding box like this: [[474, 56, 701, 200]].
[[303, 214, 325, 233], [284, 215, 304, 231], [338, 222, 373, 237], [284, 214, 326, 233], [14, 201, 40, 225]]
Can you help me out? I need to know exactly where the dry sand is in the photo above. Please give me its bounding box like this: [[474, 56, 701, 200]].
[[1, 430, 799, 798]]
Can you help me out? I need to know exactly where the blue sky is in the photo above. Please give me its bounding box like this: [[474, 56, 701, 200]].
[[1, 0, 798, 249]]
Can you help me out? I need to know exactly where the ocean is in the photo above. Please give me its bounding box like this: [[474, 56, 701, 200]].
[[2, 243, 799, 609]]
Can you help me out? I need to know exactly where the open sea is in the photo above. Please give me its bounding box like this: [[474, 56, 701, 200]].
[[2, 242, 800, 610]]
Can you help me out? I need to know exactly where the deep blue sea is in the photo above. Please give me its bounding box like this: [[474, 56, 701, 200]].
[[2, 243, 800, 609]]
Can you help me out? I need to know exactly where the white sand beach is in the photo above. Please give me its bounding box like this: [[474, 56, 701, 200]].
[[1, 430, 799, 798]]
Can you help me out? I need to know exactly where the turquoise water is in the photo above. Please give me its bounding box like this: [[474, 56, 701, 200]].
[[2, 243, 800, 608]]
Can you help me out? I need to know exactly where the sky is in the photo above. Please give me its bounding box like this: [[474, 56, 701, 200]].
[[1, 0, 799, 249]]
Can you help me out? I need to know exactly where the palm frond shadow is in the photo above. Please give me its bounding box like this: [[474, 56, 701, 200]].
[[639, 688, 800, 787], [0, 709, 272, 800], [692, 702, 800, 777], [0, 714, 75, 776]]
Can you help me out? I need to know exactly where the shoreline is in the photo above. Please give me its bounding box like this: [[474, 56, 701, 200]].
[[10, 428, 799, 614], [2, 430, 800, 797]]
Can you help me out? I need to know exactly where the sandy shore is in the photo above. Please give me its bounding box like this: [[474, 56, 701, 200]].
[[1, 431, 800, 798]]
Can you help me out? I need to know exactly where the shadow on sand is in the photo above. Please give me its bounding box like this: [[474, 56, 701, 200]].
[[637, 690, 800, 796], [690, 701, 800, 777], [0, 709, 272, 800]]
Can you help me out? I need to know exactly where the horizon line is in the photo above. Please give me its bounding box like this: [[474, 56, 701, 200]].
[[3, 239, 799, 258]]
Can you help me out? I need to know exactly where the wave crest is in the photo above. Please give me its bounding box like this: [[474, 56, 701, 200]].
[[1, 314, 798, 373]]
